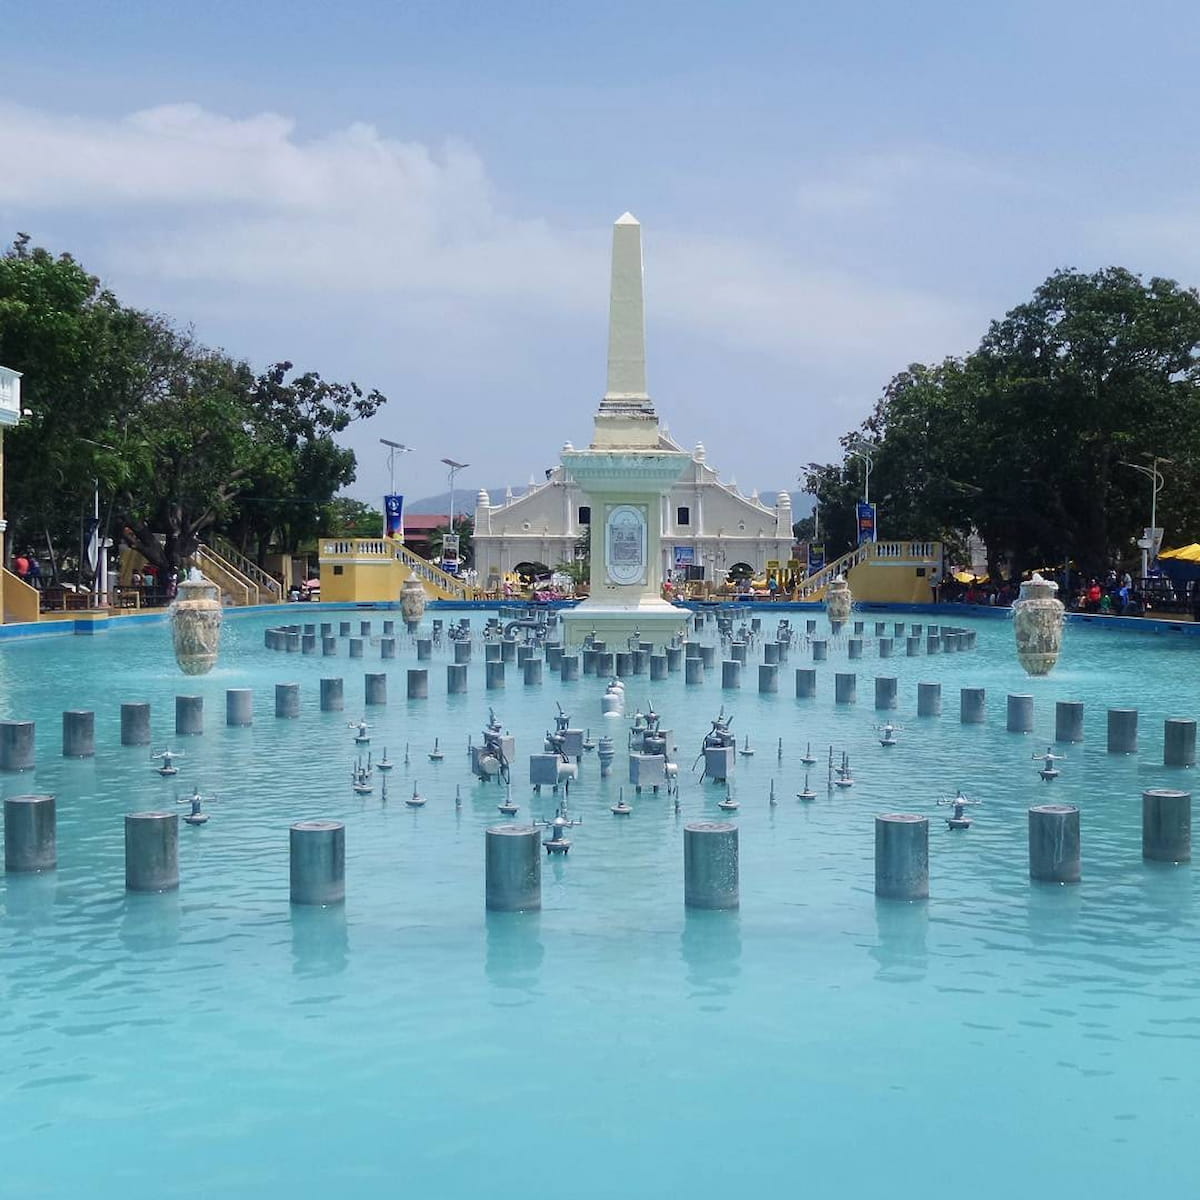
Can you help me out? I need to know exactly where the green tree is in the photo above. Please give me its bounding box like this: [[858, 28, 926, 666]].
[[0, 235, 165, 578], [970, 268, 1200, 575], [218, 362, 386, 564], [321, 496, 383, 539], [1, 236, 389, 586], [817, 267, 1200, 578]]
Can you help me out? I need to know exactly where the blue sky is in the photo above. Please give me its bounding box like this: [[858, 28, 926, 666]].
[[4, 0, 1200, 505]]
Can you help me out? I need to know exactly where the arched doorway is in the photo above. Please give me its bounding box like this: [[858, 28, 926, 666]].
[[514, 561, 551, 586]]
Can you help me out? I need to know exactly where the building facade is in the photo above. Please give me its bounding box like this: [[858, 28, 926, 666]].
[[473, 433, 794, 587]]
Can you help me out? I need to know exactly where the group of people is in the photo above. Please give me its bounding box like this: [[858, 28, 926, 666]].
[[1073, 572, 1145, 616], [943, 569, 1159, 617], [10, 551, 43, 589]]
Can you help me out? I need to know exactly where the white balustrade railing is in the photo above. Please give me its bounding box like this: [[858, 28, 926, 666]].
[[209, 536, 282, 599], [321, 539, 392, 558]]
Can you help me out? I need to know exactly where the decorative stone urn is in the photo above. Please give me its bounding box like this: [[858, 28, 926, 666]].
[[171, 569, 222, 675], [826, 575, 853, 626], [1013, 573, 1065, 676], [400, 576, 428, 632]]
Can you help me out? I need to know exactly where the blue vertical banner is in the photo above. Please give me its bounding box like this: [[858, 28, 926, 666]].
[[856, 502, 877, 545], [384, 494, 404, 540], [808, 543, 826, 572]]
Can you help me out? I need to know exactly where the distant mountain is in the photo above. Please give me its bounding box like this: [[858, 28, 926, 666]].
[[408, 487, 814, 515], [406, 488, 527, 515]]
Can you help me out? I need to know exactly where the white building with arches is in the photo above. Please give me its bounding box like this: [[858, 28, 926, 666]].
[[473, 435, 794, 587]]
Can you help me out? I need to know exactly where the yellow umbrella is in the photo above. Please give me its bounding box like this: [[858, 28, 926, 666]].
[[1158, 544, 1200, 562]]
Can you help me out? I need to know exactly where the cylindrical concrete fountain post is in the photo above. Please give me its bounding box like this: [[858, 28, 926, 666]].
[[175, 696, 203, 737], [121, 703, 152, 746], [5, 795, 56, 873], [62, 711, 95, 758], [275, 683, 300, 719], [485, 825, 542, 911], [1055, 701, 1084, 744], [1164, 719, 1197, 768], [125, 812, 180, 892], [320, 678, 344, 712], [226, 689, 253, 727], [1007, 694, 1034, 734], [0, 721, 35, 772], [1143, 789, 1191, 863], [875, 815, 928, 900], [960, 688, 986, 724], [290, 820, 345, 905], [683, 822, 739, 910], [1028, 805, 1080, 883], [1107, 709, 1138, 755]]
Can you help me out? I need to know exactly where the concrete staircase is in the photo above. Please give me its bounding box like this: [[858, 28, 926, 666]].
[[190, 545, 261, 606], [793, 545, 872, 601], [394, 542, 472, 600], [207, 536, 283, 603], [794, 541, 942, 604]]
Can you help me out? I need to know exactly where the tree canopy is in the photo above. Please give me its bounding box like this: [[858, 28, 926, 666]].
[[804, 267, 1200, 578], [0, 235, 386, 581]]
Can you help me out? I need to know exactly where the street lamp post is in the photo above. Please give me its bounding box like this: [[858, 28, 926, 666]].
[[1118, 453, 1172, 580], [846, 445, 874, 506], [441, 457, 470, 573], [379, 438, 414, 496], [801, 464, 826, 573]]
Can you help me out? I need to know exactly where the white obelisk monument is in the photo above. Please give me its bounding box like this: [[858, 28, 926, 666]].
[[560, 213, 691, 650]]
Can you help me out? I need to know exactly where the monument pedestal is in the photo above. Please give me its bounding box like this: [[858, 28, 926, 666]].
[[560, 452, 690, 651]]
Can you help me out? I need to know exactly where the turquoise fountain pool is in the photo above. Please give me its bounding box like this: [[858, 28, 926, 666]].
[[0, 609, 1196, 1198]]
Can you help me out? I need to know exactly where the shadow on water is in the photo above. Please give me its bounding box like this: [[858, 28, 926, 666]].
[[485, 910, 544, 1000], [872, 898, 929, 983], [290, 904, 349, 976], [680, 909, 742, 1003], [119, 890, 181, 952], [1140, 858, 1195, 932], [3, 871, 60, 926]]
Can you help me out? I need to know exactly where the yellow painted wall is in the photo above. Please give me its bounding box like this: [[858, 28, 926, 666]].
[[2, 568, 40, 623], [847, 561, 935, 604], [320, 558, 403, 603]]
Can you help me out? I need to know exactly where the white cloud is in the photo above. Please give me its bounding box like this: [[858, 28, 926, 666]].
[[795, 145, 1025, 216], [0, 101, 977, 371]]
